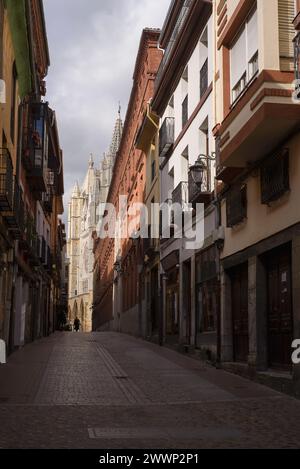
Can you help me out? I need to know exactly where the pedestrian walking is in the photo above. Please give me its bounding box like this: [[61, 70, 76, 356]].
[[74, 317, 81, 332]]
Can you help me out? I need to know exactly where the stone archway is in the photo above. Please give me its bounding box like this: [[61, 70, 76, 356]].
[[73, 301, 78, 321], [68, 305, 72, 323]]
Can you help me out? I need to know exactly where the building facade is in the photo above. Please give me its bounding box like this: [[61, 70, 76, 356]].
[[67, 114, 123, 332], [93, 29, 162, 334], [215, 0, 300, 384], [0, 0, 65, 352], [151, 0, 219, 359]]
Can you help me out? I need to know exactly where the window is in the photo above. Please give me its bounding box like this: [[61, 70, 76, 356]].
[[230, 7, 258, 103], [226, 184, 247, 227], [261, 148, 289, 204], [181, 66, 188, 128], [151, 160, 156, 182], [182, 95, 188, 128], [200, 27, 209, 98]]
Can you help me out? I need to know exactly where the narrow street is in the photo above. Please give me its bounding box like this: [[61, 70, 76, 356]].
[[0, 332, 299, 449]]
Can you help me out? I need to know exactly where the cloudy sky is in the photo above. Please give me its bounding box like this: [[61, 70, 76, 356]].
[[43, 0, 170, 218]]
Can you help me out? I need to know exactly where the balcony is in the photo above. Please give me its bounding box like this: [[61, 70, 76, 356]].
[[188, 164, 212, 207], [4, 179, 25, 239], [159, 117, 174, 158], [22, 102, 49, 194], [0, 149, 13, 212], [200, 58, 208, 99], [226, 184, 247, 228], [218, 71, 299, 181]]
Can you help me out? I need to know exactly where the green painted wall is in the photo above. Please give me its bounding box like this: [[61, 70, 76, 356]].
[[5, 0, 32, 97]]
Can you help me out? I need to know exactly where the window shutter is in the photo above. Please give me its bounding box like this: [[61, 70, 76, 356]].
[[247, 7, 258, 61], [278, 0, 296, 71], [230, 27, 246, 88]]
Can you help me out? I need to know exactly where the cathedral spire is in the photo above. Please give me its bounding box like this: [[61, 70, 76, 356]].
[[108, 105, 123, 160], [72, 181, 80, 197], [89, 153, 94, 169]]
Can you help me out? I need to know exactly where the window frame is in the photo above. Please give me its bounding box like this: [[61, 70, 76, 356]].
[[230, 6, 259, 105]]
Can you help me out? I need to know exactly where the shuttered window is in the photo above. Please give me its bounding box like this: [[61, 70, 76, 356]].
[[230, 6, 258, 103], [278, 0, 296, 71]]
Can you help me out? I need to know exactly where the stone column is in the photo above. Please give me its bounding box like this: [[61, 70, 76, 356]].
[[220, 265, 233, 362]]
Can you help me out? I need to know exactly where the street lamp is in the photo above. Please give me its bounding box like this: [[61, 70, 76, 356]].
[[189, 153, 216, 188]]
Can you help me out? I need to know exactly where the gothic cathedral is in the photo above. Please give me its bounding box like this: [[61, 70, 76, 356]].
[[67, 112, 123, 331]]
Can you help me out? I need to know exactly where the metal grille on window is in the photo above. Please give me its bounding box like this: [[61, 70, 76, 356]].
[[226, 184, 247, 228], [261, 148, 289, 205]]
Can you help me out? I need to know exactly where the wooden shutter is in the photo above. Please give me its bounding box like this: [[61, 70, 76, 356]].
[[278, 0, 296, 71]]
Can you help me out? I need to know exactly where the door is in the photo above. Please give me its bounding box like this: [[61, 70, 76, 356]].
[[183, 260, 191, 344], [231, 263, 249, 362], [267, 244, 293, 369]]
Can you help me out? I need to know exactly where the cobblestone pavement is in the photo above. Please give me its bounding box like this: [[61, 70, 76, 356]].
[[0, 332, 300, 448]]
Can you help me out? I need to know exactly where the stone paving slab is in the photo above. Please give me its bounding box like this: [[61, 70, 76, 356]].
[[0, 332, 299, 449]]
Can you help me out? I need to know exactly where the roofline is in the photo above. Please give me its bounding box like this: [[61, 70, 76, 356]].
[[133, 28, 160, 80], [39, 0, 50, 67]]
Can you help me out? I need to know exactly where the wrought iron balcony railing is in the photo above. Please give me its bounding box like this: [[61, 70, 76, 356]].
[[159, 117, 174, 158], [0, 148, 13, 212], [226, 184, 247, 228], [172, 181, 189, 209], [4, 178, 25, 238]]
